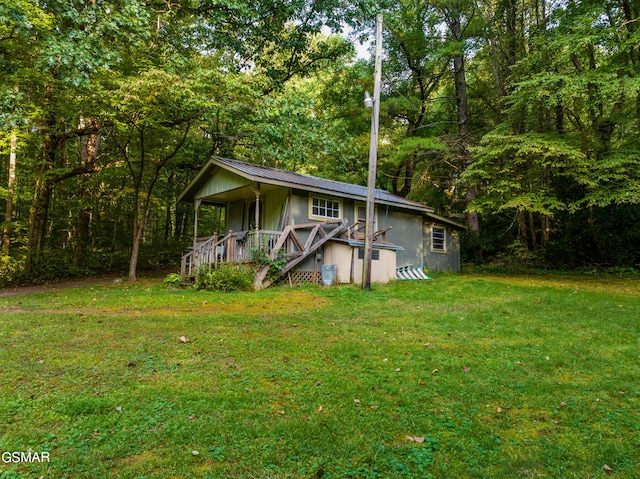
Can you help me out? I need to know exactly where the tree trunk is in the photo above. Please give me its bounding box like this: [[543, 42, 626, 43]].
[[25, 106, 106, 273], [392, 154, 419, 198], [541, 215, 550, 249], [129, 223, 144, 282], [587, 205, 607, 264], [75, 118, 100, 265], [128, 189, 144, 282], [448, 12, 480, 235], [129, 183, 157, 282], [528, 211, 537, 250], [27, 178, 53, 269], [517, 210, 528, 249], [2, 131, 17, 255], [27, 131, 56, 271]]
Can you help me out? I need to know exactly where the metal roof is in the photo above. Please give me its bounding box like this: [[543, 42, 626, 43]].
[[195, 156, 435, 213]]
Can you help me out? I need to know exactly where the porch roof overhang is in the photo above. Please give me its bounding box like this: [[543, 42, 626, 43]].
[[329, 238, 405, 251], [424, 212, 467, 230], [178, 156, 435, 215]]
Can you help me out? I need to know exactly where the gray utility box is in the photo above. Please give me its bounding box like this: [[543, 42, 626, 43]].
[[321, 264, 337, 286]]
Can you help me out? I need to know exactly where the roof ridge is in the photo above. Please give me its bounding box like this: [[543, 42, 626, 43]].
[[212, 156, 392, 194]]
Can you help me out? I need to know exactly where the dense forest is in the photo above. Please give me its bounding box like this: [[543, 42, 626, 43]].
[[1, 0, 639, 285]]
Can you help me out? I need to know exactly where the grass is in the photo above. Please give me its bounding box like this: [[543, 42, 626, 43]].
[[0, 272, 638, 478]]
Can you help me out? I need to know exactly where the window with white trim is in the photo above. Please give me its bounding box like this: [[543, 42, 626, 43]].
[[310, 197, 341, 219], [355, 204, 377, 237], [432, 226, 446, 252]]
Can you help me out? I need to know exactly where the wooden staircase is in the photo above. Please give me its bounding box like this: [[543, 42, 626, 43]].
[[254, 219, 348, 289], [180, 219, 348, 289]]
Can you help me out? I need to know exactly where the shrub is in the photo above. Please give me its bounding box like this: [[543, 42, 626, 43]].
[[249, 236, 286, 280], [163, 272, 182, 286], [0, 254, 21, 288], [194, 263, 255, 292]]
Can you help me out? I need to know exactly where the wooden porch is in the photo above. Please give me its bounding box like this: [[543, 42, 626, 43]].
[[180, 219, 352, 289]]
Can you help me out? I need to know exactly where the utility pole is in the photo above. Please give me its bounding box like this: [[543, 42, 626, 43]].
[[362, 13, 383, 290]]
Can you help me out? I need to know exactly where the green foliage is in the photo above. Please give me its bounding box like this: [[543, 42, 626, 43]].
[[467, 131, 587, 215], [194, 263, 255, 292], [249, 235, 286, 280], [4, 0, 640, 286], [163, 272, 182, 286], [0, 253, 21, 288]]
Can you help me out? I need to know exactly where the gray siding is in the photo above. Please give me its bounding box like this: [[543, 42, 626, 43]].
[[226, 199, 245, 232], [264, 188, 290, 230], [228, 187, 461, 274], [423, 223, 461, 272], [383, 210, 423, 268]]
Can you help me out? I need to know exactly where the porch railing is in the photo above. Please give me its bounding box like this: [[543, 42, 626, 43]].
[[180, 230, 283, 282]]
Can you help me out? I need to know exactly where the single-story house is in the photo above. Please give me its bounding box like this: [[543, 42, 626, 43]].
[[178, 156, 465, 288]]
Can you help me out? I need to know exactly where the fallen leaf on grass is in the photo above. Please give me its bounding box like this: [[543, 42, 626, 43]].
[[406, 436, 425, 443], [277, 410, 285, 415], [603, 464, 613, 472], [317, 405, 323, 413], [179, 336, 189, 343], [463, 367, 471, 373]]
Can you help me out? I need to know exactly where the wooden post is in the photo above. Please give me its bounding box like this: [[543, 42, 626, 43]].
[[193, 199, 201, 267], [180, 255, 187, 283], [255, 191, 261, 253], [226, 230, 233, 261], [363, 14, 383, 291], [212, 231, 218, 265]]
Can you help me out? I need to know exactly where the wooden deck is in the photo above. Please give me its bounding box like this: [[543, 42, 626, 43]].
[[180, 219, 350, 288], [180, 230, 282, 280]]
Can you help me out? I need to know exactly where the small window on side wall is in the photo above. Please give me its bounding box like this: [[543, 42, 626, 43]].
[[432, 226, 446, 252]]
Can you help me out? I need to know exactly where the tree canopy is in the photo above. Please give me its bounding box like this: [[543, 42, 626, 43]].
[[2, 0, 639, 285]]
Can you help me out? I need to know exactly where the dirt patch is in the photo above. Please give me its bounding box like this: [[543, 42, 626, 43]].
[[0, 276, 122, 298], [1, 288, 327, 317], [0, 270, 170, 298]]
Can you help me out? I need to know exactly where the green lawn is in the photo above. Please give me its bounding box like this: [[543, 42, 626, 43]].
[[0, 273, 638, 478]]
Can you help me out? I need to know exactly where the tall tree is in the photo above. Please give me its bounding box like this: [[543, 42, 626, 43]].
[[468, 0, 640, 262], [1, 0, 150, 272], [438, 0, 481, 234], [107, 69, 204, 281]]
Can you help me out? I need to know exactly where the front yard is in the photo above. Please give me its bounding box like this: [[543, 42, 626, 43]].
[[0, 273, 638, 478]]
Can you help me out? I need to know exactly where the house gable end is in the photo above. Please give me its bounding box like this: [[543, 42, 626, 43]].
[[195, 168, 252, 200]]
